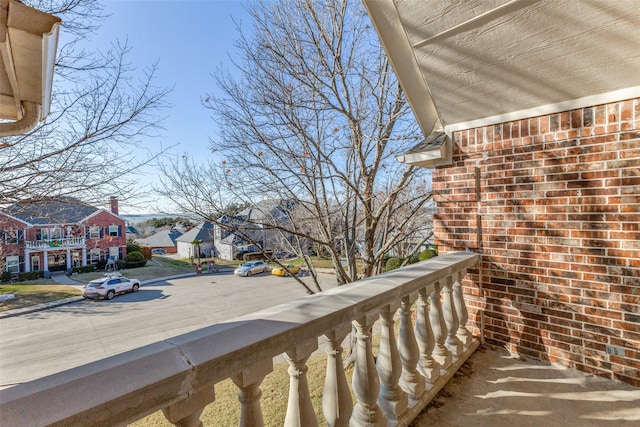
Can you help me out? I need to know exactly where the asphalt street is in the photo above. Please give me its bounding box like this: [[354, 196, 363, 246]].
[[0, 271, 335, 388]]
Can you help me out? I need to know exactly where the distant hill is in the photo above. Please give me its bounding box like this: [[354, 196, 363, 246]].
[[120, 213, 180, 225]]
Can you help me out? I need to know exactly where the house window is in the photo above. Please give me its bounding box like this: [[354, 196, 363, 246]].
[[50, 228, 62, 240], [6, 256, 19, 273], [109, 247, 119, 260], [89, 226, 100, 239], [3, 230, 21, 244], [37, 228, 48, 240], [108, 225, 119, 237]]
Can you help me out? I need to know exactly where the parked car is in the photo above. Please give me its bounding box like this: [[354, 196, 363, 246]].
[[273, 251, 294, 259], [271, 264, 300, 277], [234, 261, 269, 277], [82, 274, 141, 300], [151, 248, 166, 255]]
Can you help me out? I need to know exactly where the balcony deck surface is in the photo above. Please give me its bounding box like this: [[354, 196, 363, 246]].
[[411, 344, 640, 427]]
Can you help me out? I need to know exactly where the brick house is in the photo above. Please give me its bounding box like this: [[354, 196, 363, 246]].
[[365, 0, 640, 386], [0, 197, 126, 275]]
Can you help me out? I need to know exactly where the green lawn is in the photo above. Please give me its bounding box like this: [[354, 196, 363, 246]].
[[0, 283, 82, 312]]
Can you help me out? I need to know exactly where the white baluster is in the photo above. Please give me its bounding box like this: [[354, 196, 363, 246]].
[[430, 282, 452, 369], [453, 270, 472, 347], [284, 340, 318, 427], [322, 325, 353, 427], [350, 316, 386, 427], [231, 359, 273, 427], [162, 387, 215, 427], [443, 276, 463, 357], [377, 304, 408, 421], [398, 295, 425, 398], [415, 287, 439, 383]]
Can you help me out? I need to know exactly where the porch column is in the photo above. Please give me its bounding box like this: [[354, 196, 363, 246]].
[[376, 304, 407, 421], [322, 325, 353, 427], [415, 287, 439, 383], [284, 340, 318, 427], [398, 295, 425, 398], [430, 281, 452, 368], [161, 387, 215, 427], [43, 251, 49, 272], [350, 316, 385, 427], [453, 270, 473, 347], [443, 276, 463, 357], [82, 246, 87, 266], [24, 249, 31, 272], [232, 359, 272, 427], [66, 247, 72, 270]]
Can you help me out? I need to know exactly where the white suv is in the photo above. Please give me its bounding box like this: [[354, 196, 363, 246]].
[[82, 274, 141, 300]]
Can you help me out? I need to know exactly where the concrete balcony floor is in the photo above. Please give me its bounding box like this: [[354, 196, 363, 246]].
[[411, 345, 640, 427]]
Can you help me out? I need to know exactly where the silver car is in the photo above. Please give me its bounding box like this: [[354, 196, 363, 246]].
[[82, 274, 141, 300], [234, 261, 269, 277]]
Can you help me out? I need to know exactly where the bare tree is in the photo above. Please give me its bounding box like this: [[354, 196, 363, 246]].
[[158, 0, 433, 288], [0, 0, 171, 209]]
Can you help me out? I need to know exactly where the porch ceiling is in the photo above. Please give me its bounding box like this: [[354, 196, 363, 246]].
[[364, 0, 640, 136]]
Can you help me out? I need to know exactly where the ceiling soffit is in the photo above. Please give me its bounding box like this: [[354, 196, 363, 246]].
[[365, 0, 640, 134]]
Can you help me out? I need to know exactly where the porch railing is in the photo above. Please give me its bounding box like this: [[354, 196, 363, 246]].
[[0, 252, 479, 427], [24, 237, 85, 250]]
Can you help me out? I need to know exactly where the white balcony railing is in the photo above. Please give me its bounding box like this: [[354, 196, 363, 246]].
[[0, 252, 479, 427], [24, 237, 85, 250]]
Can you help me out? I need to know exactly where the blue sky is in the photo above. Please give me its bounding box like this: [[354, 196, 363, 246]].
[[86, 0, 251, 212]]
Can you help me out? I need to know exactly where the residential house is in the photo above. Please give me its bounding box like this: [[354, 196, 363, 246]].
[[125, 225, 139, 240], [135, 228, 182, 254], [0, 197, 126, 274], [176, 221, 215, 260], [213, 200, 296, 260]]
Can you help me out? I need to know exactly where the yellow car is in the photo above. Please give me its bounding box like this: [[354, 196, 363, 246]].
[[271, 264, 300, 277]]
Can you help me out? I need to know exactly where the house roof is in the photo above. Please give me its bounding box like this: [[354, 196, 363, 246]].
[[364, 0, 640, 165], [236, 199, 294, 224], [1, 197, 107, 225], [176, 222, 214, 243], [135, 229, 182, 247]]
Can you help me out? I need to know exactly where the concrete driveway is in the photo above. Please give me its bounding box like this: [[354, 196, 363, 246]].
[[0, 271, 335, 388]]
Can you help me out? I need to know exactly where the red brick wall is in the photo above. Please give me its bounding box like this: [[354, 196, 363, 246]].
[[0, 215, 27, 258], [433, 98, 640, 386], [83, 211, 127, 255]]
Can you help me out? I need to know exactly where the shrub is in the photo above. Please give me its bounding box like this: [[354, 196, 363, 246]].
[[243, 252, 265, 261], [18, 271, 43, 281], [385, 257, 402, 272], [123, 251, 146, 269], [127, 240, 142, 254], [1, 271, 12, 282], [407, 254, 419, 265], [418, 248, 438, 261], [125, 251, 145, 262], [72, 265, 96, 274]]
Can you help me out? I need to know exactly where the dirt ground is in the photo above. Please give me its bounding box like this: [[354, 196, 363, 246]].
[[410, 344, 640, 427]]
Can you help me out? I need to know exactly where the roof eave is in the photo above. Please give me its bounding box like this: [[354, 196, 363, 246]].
[[363, 0, 441, 137]]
